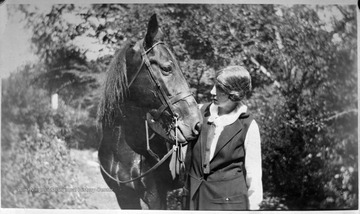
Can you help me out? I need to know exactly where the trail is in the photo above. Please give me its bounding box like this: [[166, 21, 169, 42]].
[[70, 149, 119, 209]]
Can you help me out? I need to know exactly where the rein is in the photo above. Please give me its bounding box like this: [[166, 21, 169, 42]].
[[100, 116, 182, 184], [100, 40, 188, 184], [100, 145, 178, 184]]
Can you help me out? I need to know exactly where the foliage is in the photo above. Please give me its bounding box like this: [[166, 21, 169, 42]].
[[54, 103, 100, 150], [260, 193, 289, 210], [167, 188, 184, 210], [1, 123, 87, 208], [4, 3, 358, 210], [253, 5, 357, 209], [1, 66, 98, 208], [1, 65, 99, 150], [15, 5, 102, 111]]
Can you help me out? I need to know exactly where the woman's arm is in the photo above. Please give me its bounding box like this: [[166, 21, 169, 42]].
[[244, 120, 263, 210]]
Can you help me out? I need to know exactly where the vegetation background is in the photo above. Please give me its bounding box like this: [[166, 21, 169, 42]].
[[1, 3, 358, 210]]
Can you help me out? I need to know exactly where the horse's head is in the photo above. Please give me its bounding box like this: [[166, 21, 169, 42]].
[[123, 14, 202, 143]]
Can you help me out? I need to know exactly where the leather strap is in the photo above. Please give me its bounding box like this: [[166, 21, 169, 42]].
[[152, 91, 193, 120], [100, 145, 177, 184]]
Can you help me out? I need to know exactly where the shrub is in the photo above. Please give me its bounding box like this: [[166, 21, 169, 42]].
[[1, 123, 87, 208], [52, 103, 100, 150], [1, 66, 96, 208]]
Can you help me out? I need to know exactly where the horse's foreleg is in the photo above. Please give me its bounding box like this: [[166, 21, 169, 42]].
[[140, 174, 169, 209], [100, 168, 142, 209], [114, 185, 142, 209], [99, 149, 143, 209]]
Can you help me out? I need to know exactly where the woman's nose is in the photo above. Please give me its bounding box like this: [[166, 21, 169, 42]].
[[210, 85, 216, 95]]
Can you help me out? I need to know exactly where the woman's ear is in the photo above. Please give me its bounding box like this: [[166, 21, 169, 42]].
[[228, 91, 243, 101]]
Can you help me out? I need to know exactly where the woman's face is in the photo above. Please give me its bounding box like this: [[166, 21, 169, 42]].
[[210, 85, 236, 110]]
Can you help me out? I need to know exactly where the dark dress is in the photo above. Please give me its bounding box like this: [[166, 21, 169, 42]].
[[189, 103, 253, 210]]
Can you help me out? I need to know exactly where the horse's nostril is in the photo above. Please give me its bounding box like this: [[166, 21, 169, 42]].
[[193, 122, 201, 135], [195, 122, 201, 131]]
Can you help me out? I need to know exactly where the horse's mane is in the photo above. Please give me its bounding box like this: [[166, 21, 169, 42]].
[[97, 41, 133, 125]]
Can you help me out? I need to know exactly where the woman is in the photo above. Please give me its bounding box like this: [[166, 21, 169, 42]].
[[188, 66, 263, 210]]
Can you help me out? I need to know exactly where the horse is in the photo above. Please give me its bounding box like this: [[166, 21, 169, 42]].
[[97, 14, 202, 209]]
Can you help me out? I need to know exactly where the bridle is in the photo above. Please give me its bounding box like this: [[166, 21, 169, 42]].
[[129, 39, 193, 121], [100, 40, 190, 184]]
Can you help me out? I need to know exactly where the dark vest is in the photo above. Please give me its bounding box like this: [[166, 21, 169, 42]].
[[189, 103, 253, 210]]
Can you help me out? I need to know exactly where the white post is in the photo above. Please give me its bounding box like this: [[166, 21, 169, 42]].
[[51, 93, 58, 110]]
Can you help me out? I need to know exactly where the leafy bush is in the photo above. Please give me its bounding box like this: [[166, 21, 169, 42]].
[[52, 103, 100, 150], [260, 193, 289, 210], [1, 123, 87, 208], [167, 188, 185, 210], [2, 64, 100, 149], [1, 67, 96, 208], [249, 80, 357, 210]]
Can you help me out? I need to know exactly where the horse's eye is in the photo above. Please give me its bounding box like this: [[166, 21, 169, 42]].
[[149, 58, 173, 75], [160, 60, 173, 75]]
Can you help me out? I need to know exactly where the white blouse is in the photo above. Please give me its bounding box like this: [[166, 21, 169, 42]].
[[206, 103, 263, 210]]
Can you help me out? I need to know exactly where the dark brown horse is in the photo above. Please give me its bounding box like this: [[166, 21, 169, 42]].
[[97, 14, 202, 209]]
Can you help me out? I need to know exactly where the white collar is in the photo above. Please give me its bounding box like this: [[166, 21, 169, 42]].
[[208, 103, 247, 127]]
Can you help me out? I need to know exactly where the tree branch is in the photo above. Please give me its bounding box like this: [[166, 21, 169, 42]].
[[273, 26, 289, 74], [302, 109, 358, 128], [274, 26, 284, 50], [322, 109, 358, 122], [250, 57, 280, 88]]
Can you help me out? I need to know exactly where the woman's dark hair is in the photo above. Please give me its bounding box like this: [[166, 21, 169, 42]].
[[215, 66, 252, 102]]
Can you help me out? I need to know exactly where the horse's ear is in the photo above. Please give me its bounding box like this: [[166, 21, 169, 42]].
[[145, 14, 160, 48]]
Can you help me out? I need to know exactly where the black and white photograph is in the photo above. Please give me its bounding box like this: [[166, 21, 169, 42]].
[[0, 0, 358, 212]]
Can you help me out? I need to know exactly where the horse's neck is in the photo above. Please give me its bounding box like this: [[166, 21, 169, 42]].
[[102, 103, 168, 158], [122, 106, 152, 155], [122, 107, 169, 159]]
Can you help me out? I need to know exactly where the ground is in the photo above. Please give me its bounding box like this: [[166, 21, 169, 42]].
[[70, 149, 119, 209]]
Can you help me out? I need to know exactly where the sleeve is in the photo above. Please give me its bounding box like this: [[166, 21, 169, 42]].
[[244, 120, 263, 210]]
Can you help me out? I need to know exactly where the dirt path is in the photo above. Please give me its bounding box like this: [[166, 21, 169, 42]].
[[70, 149, 119, 209]]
